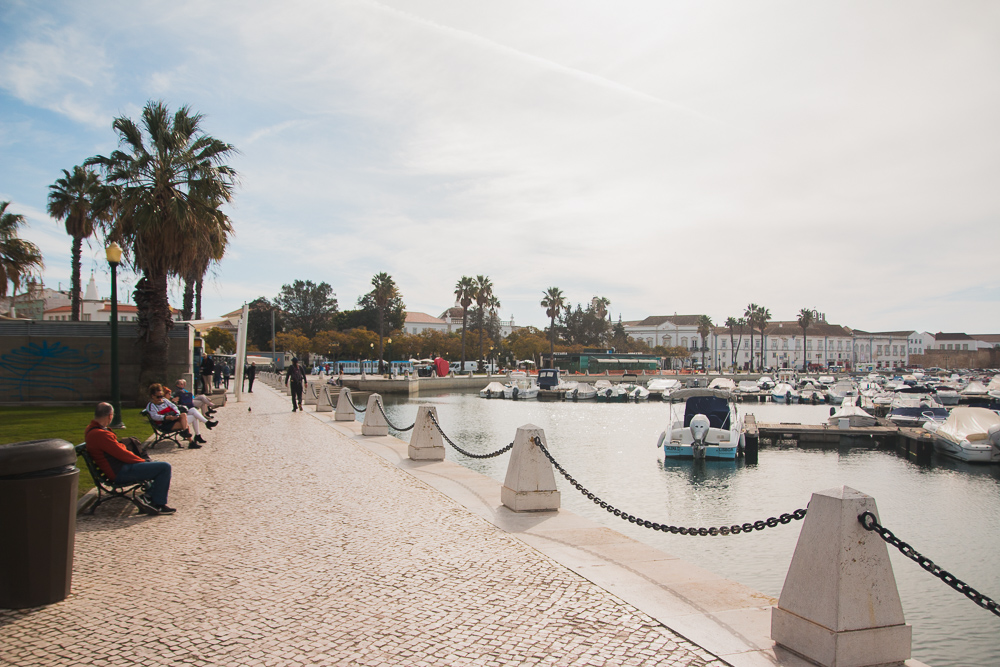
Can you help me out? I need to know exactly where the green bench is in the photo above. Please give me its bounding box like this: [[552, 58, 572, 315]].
[[141, 408, 186, 449], [75, 443, 155, 515]]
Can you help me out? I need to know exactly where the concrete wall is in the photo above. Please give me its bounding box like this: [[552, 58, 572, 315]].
[[909, 348, 1000, 370], [0, 321, 193, 406]]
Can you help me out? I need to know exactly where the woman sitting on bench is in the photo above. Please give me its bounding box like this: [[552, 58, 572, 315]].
[[146, 383, 197, 448]]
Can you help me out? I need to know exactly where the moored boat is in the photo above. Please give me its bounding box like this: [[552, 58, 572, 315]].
[[886, 389, 948, 426], [656, 388, 744, 460], [647, 378, 681, 400], [923, 407, 1000, 463], [480, 381, 507, 398], [503, 372, 538, 400], [827, 396, 878, 427], [568, 382, 597, 401]]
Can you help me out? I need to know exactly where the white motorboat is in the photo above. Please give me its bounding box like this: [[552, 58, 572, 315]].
[[479, 381, 507, 398], [961, 381, 989, 397], [709, 378, 737, 391], [930, 383, 961, 406], [828, 396, 878, 427], [826, 380, 858, 405], [886, 389, 948, 427], [620, 383, 650, 401], [771, 382, 799, 404], [818, 375, 836, 386], [986, 375, 1000, 399], [647, 378, 682, 400], [503, 372, 538, 400], [656, 388, 744, 460], [595, 382, 629, 402], [734, 380, 759, 396], [568, 382, 597, 401], [923, 407, 1000, 463], [757, 376, 775, 391]]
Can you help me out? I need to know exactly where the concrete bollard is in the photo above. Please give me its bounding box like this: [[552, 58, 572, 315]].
[[501, 424, 560, 512], [315, 385, 334, 413], [304, 383, 319, 406], [361, 394, 388, 436], [771, 486, 911, 667], [335, 388, 356, 421], [408, 406, 446, 460]]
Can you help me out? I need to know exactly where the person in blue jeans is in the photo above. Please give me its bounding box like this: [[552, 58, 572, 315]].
[[84, 402, 176, 515]]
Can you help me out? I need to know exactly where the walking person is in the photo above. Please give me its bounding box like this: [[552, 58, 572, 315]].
[[200, 354, 214, 395], [284, 357, 308, 412], [213, 364, 222, 389], [245, 362, 257, 393], [222, 363, 231, 390]]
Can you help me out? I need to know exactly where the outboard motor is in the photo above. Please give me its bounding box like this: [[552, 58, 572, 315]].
[[512, 386, 519, 400], [689, 414, 711, 459]]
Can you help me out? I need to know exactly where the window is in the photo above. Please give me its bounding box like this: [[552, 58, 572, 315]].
[[962, 344, 968, 350], [877, 345, 882, 355], [807, 341, 812, 350], [721, 340, 727, 349], [782, 340, 788, 350], [771, 340, 777, 350]]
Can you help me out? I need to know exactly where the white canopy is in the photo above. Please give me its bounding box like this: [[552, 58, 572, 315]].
[[937, 408, 1000, 443]]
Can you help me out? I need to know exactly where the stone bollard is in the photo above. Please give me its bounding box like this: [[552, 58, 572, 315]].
[[408, 406, 445, 460], [771, 486, 911, 667], [335, 388, 356, 421], [315, 385, 334, 413], [501, 424, 560, 512], [304, 383, 319, 406], [361, 394, 388, 436]]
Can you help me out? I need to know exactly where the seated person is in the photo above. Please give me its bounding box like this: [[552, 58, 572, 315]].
[[174, 378, 218, 416], [146, 383, 198, 449], [172, 379, 218, 445], [85, 402, 176, 515]]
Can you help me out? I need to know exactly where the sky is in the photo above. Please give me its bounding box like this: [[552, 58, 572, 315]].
[[1, 0, 999, 333]]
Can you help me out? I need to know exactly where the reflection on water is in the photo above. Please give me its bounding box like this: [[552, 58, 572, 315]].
[[378, 390, 1000, 667]]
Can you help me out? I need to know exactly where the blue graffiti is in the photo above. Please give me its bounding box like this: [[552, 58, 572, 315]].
[[0, 340, 103, 400]]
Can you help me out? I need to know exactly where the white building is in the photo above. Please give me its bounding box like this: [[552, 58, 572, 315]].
[[850, 330, 915, 370], [41, 275, 140, 323], [404, 311, 450, 335], [436, 304, 517, 339]]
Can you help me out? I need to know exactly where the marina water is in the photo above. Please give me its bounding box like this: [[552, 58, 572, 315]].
[[379, 389, 1000, 667]]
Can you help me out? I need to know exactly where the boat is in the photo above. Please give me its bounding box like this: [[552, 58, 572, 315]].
[[929, 383, 961, 406], [647, 378, 682, 400], [709, 378, 737, 391], [567, 383, 597, 401], [885, 389, 949, 427], [827, 396, 878, 427], [825, 380, 858, 405], [503, 372, 538, 400], [622, 384, 650, 401], [537, 368, 566, 401], [479, 381, 507, 398], [734, 380, 759, 397], [960, 381, 989, 398], [771, 382, 799, 404], [757, 376, 775, 391], [595, 381, 629, 402], [923, 407, 1000, 463], [656, 388, 744, 460]]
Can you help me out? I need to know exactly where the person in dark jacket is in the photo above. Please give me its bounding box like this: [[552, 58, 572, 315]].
[[199, 355, 215, 395], [245, 362, 257, 393], [284, 357, 308, 412]]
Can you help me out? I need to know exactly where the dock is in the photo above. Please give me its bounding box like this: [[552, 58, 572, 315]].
[[752, 417, 937, 461]]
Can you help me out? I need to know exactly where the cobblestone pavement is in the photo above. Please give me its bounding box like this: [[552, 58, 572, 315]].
[[0, 387, 727, 667]]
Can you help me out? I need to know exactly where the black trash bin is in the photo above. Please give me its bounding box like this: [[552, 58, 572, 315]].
[[0, 439, 79, 609]]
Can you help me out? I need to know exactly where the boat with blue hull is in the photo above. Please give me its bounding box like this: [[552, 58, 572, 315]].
[[656, 388, 745, 460]]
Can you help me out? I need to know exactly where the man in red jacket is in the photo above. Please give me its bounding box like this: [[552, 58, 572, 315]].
[[85, 402, 176, 515]]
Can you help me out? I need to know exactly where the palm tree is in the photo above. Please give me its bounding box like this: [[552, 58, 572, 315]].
[[697, 314, 713, 371], [474, 275, 493, 369], [593, 296, 610, 321], [47, 165, 108, 321], [540, 287, 566, 368], [797, 308, 814, 372], [86, 100, 238, 396], [181, 206, 229, 320], [757, 306, 772, 371], [743, 304, 759, 372], [0, 201, 44, 298], [486, 293, 501, 368], [725, 317, 739, 370], [454, 276, 476, 368], [370, 272, 399, 373]]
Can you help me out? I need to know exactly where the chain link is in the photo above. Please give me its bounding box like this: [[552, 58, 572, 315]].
[[374, 397, 415, 431], [429, 413, 514, 459], [345, 390, 366, 412], [532, 436, 806, 536], [859, 511, 1000, 617]]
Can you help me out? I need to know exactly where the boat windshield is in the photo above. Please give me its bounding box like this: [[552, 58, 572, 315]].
[[683, 396, 731, 430]]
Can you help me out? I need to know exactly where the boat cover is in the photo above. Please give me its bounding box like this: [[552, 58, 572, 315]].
[[937, 408, 1000, 442], [683, 396, 731, 430]]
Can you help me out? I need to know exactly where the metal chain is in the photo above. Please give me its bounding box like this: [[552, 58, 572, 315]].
[[532, 436, 806, 536], [429, 412, 514, 459], [859, 511, 1000, 617], [346, 390, 366, 412], [374, 397, 415, 431]]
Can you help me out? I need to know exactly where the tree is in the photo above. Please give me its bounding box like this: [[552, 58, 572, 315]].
[[454, 276, 476, 368], [247, 297, 281, 351], [743, 304, 760, 372], [757, 306, 772, 371], [540, 287, 567, 367], [725, 317, 739, 370], [697, 314, 713, 371], [660, 345, 691, 370], [86, 100, 238, 398], [274, 280, 338, 338], [182, 206, 229, 320], [474, 275, 494, 368], [275, 330, 312, 363], [203, 326, 236, 354], [47, 165, 108, 321], [366, 272, 401, 373], [798, 308, 815, 372], [560, 301, 611, 346], [0, 202, 44, 298]]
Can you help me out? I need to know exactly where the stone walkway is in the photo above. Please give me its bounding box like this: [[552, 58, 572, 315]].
[[0, 385, 726, 667]]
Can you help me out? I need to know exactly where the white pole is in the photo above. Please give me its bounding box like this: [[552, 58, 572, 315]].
[[234, 302, 249, 402]]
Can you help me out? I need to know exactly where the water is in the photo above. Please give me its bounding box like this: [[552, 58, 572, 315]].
[[377, 390, 1000, 667]]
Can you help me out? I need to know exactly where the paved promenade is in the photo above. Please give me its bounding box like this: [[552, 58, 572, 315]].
[[0, 385, 727, 667]]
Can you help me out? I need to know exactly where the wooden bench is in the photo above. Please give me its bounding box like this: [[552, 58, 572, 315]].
[[75, 443, 155, 515], [141, 408, 186, 449]]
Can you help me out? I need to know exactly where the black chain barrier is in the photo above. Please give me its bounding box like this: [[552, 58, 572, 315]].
[[346, 390, 366, 412], [532, 436, 806, 536], [859, 511, 1000, 617], [374, 398, 415, 432], [429, 412, 514, 459]]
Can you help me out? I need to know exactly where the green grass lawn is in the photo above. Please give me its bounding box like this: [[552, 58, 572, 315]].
[[0, 407, 155, 498]]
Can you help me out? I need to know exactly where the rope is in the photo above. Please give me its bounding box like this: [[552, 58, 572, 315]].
[[859, 511, 999, 617], [374, 397, 415, 431], [532, 436, 806, 536], [429, 412, 513, 459]]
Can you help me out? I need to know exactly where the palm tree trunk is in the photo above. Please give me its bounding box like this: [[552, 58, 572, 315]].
[[133, 271, 172, 403], [460, 308, 468, 366], [182, 278, 194, 320], [478, 309, 484, 367], [195, 277, 203, 320], [71, 236, 82, 321], [378, 308, 384, 373], [802, 330, 808, 372], [549, 314, 556, 367]]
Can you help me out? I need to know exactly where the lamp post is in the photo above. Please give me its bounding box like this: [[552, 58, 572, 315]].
[[106, 242, 124, 428]]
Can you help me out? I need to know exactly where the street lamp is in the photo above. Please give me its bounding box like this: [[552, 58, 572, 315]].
[[106, 242, 124, 428]]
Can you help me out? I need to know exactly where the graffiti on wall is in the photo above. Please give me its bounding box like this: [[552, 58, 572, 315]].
[[0, 341, 103, 400]]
